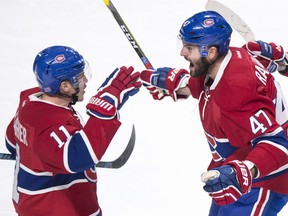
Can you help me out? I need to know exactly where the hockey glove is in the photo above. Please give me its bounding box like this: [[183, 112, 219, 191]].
[[86, 66, 141, 119], [201, 160, 252, 206], [145, 85, 168, 100], [245, 40, 288, 74], [140, 67, 190, 101]]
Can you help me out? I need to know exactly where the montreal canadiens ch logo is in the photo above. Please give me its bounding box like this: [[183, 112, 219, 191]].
[[55, 54, 65, 63], [203, 19, 214, 27], [84, 167, 97, 183]]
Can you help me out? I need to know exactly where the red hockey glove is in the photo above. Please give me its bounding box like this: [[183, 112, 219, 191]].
[[245, 40, 288, 75], [87, 66, 141, 119], [140, 67, 190, 101], [201, 160, 252, 206], [145, 85, 168, 100]]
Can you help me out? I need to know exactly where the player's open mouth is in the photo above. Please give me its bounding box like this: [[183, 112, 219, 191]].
[[189, 62, 194, 71]]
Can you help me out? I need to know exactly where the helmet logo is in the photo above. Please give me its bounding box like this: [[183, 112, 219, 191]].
[[203, 19, 214, 27], [183, 20, 190, 27], [55, 54, 65, 63]]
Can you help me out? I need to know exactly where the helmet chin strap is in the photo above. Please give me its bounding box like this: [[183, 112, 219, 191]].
[[57, 87, 79, 105], [70, 92, 79, 105]]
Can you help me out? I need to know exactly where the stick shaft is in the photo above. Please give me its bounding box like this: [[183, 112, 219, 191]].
[[104, 0, 154, 69]]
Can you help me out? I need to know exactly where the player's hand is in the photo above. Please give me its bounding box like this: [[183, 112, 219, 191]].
[[245, 40, 288, 74], [145, 85, 168, 100], [86, 66, 141, 119], [201, 160, 252, 206], [140, 67, 190, 101]]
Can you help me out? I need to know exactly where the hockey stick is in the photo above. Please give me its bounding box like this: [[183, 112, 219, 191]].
[[205, 0, 255, 42], [103, 0, 153, 70], [97, 124, 135, 168], [0, 153, 15, 160], [103, 0, 166, 98], [0, 125, 136, 169]]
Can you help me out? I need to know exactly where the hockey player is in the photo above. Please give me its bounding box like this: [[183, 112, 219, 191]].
[[5, 45, 141, 215], [140, 11, 288, 215]]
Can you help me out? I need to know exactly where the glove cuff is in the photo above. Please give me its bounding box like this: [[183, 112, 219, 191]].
[[86, 96, 118, 120], [243, 160, 259, 178], [228, 160, 252, 194], [176, 74, 190, 89], [278, 53, 288, 74]]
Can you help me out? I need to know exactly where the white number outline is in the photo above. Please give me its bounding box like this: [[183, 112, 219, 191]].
[[249, 110, 272, 134], [50, 125, 70, 148]]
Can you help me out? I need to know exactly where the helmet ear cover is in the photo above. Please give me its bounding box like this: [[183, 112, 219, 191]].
[[200, 45, 221, 57], [199, 45, 209, 57]]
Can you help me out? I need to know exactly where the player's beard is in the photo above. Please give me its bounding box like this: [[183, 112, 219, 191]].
[[190, 57, 211, 78]]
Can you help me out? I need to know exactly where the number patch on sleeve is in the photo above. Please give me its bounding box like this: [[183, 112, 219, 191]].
[[249, 110, 272, 134], [50, 126, 71, 148]]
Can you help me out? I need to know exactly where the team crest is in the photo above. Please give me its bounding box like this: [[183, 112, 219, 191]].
[[203, 19, 214, 27], [84, 167, 97, 183], [54, 54, 65, 63]]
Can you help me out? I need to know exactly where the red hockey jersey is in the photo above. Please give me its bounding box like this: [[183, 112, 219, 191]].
[[188, 47, 288, 194], [5, 87, 121, 216]]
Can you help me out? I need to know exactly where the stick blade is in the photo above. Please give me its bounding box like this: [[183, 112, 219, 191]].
[[205, 0, 255, 42], [0, 153, 16, 160], [96, 124, 136, 169]]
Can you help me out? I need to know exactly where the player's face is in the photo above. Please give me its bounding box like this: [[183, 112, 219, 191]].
[[180, 43, 210, 78], [75, 73, 88, 102]]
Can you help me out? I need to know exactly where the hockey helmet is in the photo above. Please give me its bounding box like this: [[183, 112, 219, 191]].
[[178, 11, 233, 57], [33, 45, 87, 94]]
